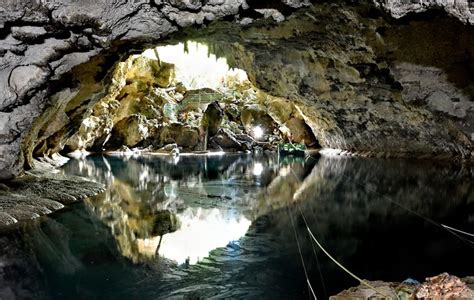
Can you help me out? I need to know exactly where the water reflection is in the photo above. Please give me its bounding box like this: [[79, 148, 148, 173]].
[[62, 153, 290, 265], [1, 154, 473, 299]]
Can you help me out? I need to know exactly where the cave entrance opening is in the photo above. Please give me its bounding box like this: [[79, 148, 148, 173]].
[[31, 40, 320, 163], [60, 41, 319, 156]]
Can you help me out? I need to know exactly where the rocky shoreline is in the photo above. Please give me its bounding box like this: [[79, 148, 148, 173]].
[[331, 273, 474, 299], [0, 170, 105, 229]]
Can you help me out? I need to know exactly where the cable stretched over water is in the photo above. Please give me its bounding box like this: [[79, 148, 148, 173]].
[[335, 171, 474, 248], [287, 207, 317, 299], [441, 224, 474, 237], [297, 205, 394, 299], [308, 230, 328, 299], [377, 191, 474, 248]]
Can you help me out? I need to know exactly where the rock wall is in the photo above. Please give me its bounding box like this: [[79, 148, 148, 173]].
[[0, 0, 309, 180], [374, 0, 474, 24], [202, 4, 474, 158], [1, 0, 474, 180]]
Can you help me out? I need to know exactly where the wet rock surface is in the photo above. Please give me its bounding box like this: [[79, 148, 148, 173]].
[[0, 173, 105, 228]]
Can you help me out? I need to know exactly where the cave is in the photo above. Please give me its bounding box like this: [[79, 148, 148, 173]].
[[0, 0, 473, 299], [31, 40, 319, 158]]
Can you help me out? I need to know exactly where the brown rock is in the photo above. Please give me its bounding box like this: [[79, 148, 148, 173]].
[[284, 117, 318, 146]]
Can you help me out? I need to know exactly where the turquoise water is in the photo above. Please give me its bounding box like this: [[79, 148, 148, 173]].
[[0, 153, 473, 299]]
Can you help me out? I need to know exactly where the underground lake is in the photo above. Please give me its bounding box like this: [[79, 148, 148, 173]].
[[1, 153, 473, 299], [1, 0, 474, 298]]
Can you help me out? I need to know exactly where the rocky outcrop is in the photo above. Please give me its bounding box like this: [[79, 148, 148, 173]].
[[0, 172, 105, 228], [0, 0, 309, 180], [374, 0, 474, 24], [206, 4, 474, 158], [1, 0, 474, 179], [331, 273, 474, 299], [53, 45, 310, 153]]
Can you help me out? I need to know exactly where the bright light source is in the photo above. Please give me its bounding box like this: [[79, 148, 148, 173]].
[[278, 166, 291, 177], [252, 162, 264, 176], [252, 126, 264, 139]]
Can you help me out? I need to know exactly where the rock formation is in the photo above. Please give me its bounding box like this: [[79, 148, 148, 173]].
[[1, 0, 474, 180], [374, 0, 474, 23]]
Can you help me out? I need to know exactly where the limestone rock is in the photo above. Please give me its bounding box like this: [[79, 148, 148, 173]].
[[125, 56, 162, 85], [108, 114, 150, 149], [157, 124, 200, 150], [9, 65, 48, 99], [241, 104, 276, 136], [1, 0, 278, 179], [175, 126, 200, 148], [284, 118, 318, 146], [11, 26, 48, 42], [255, 9, 285, 23], [157, 143, 179, 153], [266, 97, 293, 124], [1, 0, 474, 179], [0, 173, 105, 228], [156, 62, 176, 88], [374, 0, 474, 24], [224, 103, 241, 121], [416, 273, 474, 299], [331, 273, 474, 300], [210, 128, 243, 150]]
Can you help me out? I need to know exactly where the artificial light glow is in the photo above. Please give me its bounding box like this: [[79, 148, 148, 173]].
[[252, 162, 264, 176], [278, 165, 291, 177], [252, 126, 264, 139]]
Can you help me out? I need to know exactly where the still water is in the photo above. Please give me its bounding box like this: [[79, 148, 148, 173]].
[[0, 153, 473, 299]]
